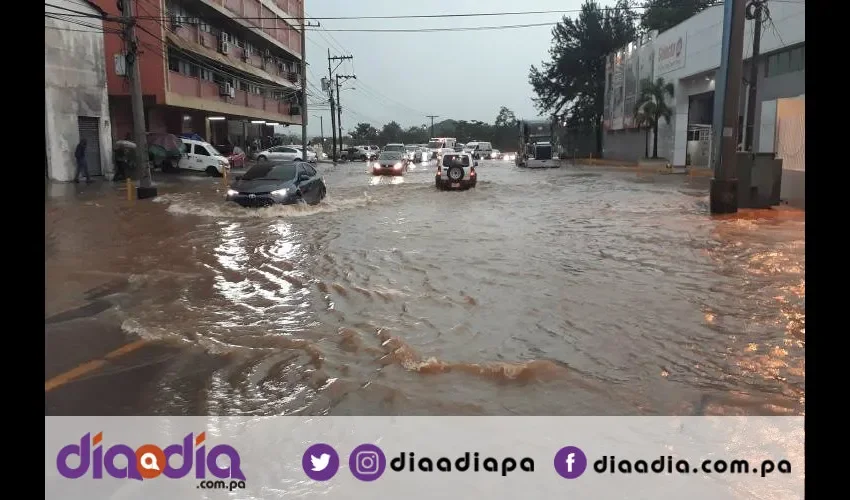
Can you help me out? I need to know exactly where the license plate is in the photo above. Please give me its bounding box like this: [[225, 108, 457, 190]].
[[451, 183, 460, 188]]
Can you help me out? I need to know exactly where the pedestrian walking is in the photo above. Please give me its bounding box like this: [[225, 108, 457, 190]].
[[74, 138, 92, 183]]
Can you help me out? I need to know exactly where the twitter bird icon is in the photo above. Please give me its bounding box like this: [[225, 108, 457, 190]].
[[311, 453, 331, 471], [302, 444, 340, 481]]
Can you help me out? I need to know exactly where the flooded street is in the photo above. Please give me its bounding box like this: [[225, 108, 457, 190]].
[[45, 160, 805, 416]]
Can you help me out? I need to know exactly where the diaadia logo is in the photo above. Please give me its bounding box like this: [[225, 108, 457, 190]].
[[56, 432, 246, 483]]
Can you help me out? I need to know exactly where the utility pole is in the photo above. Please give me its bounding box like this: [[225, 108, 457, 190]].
[[120, 0, 154, 197], [744, 0, 764, 152], [327, 52, 353, 161], [427, 115, 439, 138], [300, 19, 320, 160], [710, 0, 747, 214], [336, 74, 356, 148], [319, 115, 324, 143]]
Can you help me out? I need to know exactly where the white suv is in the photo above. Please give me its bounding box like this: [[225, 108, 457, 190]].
[[466, 141, 493, 160], [435, 152, 477, 190]]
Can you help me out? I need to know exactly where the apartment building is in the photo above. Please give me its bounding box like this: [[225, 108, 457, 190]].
[[92, 0, 304, 146]]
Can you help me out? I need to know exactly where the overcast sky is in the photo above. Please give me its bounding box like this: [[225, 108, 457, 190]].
[[299, 0, 592, 137]]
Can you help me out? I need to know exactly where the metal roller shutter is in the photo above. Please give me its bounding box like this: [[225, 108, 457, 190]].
[[77, 116, 102, 176]]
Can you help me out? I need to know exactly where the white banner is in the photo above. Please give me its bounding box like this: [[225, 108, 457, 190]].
[[45, 417, 803, 500]]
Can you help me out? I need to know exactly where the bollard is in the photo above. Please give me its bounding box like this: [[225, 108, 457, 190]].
[[126, 177, 135, 201], [222, 168, 229, 187]]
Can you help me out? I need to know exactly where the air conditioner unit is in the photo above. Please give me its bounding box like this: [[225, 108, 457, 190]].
[[220, 82, 235, 97], [218, 40, 230, 54]]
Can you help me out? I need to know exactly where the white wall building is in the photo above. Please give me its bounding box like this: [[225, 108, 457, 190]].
[[603, 1, 805, 206], [45, 0, 114, 182]]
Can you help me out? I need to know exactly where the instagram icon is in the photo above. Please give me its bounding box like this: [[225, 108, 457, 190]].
[[349, 444, 386, 481]]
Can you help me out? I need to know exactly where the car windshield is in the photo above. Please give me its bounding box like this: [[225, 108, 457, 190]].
[[201, 143, 221, 156], [241, 163, 297, 181], [442, 155, 470, 167], [379, 152, 403, 161], [384, 145, 404, 152]]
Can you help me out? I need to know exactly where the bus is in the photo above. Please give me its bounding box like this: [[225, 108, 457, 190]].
[[516, 120, 561, 169]]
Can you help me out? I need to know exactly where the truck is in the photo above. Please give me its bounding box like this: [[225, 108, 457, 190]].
[[516, 119, 561, 169], [427, 137, 457, 160]]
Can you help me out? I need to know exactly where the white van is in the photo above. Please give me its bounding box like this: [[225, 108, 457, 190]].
[[178, 139, 230, 176], [466, 141, 493, 160]]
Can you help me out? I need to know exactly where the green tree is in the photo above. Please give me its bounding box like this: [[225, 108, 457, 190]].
[[379, 121, 404, 144], [640, 0, 718, 34], [495, 106, 518, 128], [350, 122, 379, 143], [634, 77, 674, 159], [529, 1, 637, 154]]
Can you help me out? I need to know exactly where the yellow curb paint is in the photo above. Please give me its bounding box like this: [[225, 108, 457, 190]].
[[45, 339, 148, 392]]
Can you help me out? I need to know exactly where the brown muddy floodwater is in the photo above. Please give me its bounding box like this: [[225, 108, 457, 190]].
[[45, 160, 804, 416]]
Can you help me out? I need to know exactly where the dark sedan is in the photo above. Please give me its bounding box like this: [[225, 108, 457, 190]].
[[370, 151, 409, 176], [225, 161, 326, 207]]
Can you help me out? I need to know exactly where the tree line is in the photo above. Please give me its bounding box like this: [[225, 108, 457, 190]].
[[529, 0, 718, 157], [330, 106, 522, 151]]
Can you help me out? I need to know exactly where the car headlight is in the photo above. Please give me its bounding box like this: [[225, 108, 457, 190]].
[[219, 159, 229, 168], [394, 162, 402, 169], [271, 187, 290, 197], [226, 189, 238, 197]]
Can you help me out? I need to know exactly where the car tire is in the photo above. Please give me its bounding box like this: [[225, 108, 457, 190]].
[[447, 165, 465, 182], [206, 166, 220, 177], [161, 160, 174, 173], [257, 155, 267, 162], [295, 157, 303, 162]]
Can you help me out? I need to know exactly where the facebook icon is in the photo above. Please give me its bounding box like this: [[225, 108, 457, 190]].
[[554, 446, 588, 479]]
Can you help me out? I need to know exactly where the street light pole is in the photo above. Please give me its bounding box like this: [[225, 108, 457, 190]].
[[427, 115, 439, 138], [744, 0, 764, 152], [710, 0, 747, 214]]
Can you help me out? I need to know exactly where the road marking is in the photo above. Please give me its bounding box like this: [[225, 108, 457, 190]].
[[45, 339, 148, 392]]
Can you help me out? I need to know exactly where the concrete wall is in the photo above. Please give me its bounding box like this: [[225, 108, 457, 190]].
[[650, 1, 805, 166], [45, 1, 113, 182], [753, 65, 805, 152], [603, 129, 648, 161]]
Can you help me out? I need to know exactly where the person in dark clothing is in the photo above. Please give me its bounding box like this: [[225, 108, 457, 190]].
[[74, 138, 91, 183]]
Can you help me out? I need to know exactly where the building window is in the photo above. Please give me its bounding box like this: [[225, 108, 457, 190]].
[[200, 22, 211, 33], [765, 46, 804, 78], [239, 80, 249, 92], [201, 69, 214, 81], [168, 55, 180, 72]]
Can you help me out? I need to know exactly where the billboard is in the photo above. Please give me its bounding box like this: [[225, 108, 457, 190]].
[[623, 45, 638, 129], [656, 32, 687, 75], [603, 54, 613, 130], [611, 50, 625, 130]]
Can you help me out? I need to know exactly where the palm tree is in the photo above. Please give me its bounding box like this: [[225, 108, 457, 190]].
[[634, 77, 675, 159]]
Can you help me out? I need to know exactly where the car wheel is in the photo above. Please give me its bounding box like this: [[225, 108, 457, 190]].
[[447, 165, 464, 182], [257, 155, 267, 162], [295, 157, 303, 162], [206, 166, 220, 177]]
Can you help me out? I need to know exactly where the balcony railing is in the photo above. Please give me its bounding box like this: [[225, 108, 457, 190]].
[[215, 0, 302, 55], [168, 71, 296, 118]]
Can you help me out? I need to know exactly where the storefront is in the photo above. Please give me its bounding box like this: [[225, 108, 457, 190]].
[[603, 1, 805, 169]]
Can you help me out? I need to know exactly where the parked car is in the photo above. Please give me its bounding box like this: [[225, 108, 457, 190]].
[[216, 144, 247, 168], [435, 152, 477, 190], [256, 145, 312, 162], [371, 151, 409, 176], [290, 145, 318, 163], [226, 161, 326, 207], [178, 138, 230, 176], [341, 146, 377, 161]]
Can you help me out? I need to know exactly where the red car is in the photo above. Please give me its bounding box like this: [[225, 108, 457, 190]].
[[216, 144, 247, 168]]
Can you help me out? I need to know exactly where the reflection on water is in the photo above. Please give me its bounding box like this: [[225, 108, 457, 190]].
[[45, 164, 804, 416]]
